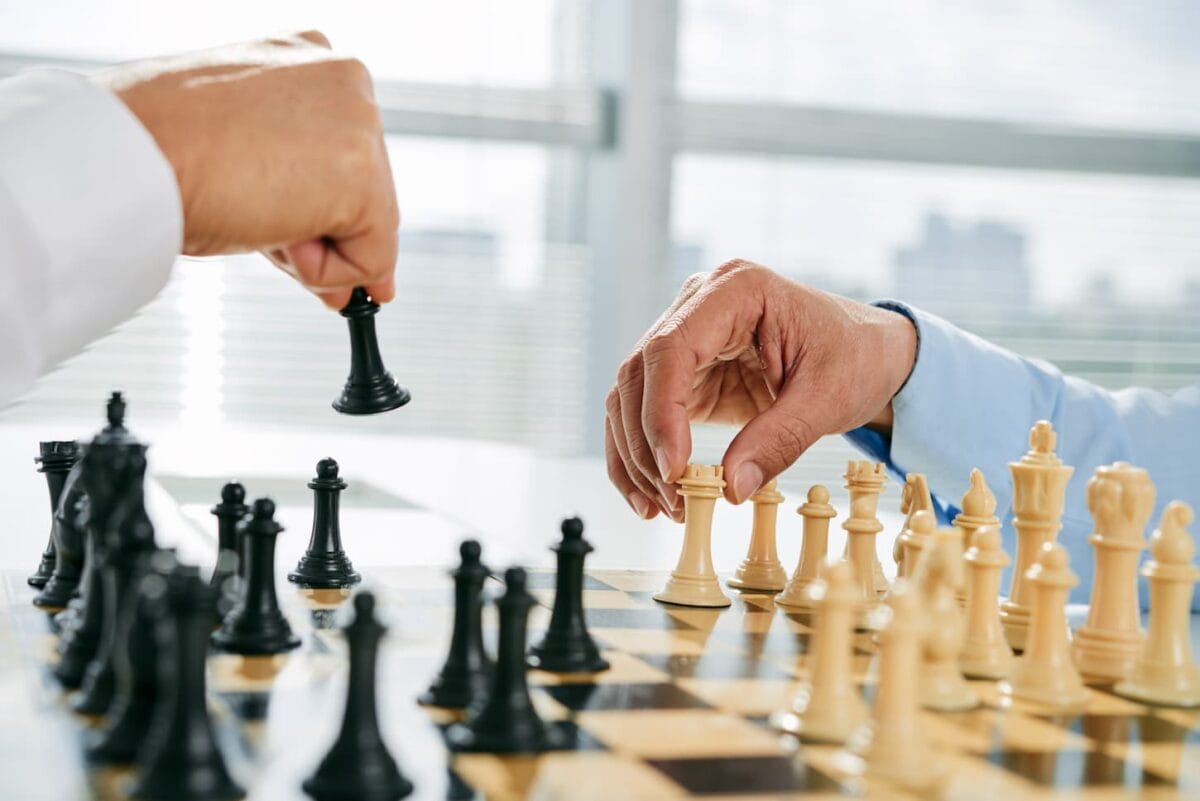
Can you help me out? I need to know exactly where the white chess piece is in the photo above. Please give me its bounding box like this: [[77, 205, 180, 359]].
[[1114, 502, 1200, 707], [654, 464, 730, 608], [910, 526, 977, 710], [843, 461, 887, 607], [776, 485, 836, 609], [729, 480, 788, 592], [960, 525, 1014, 680], [893, 473, 933, 579], [953, 469, 1000, 608], [773, 561, 866, 742]]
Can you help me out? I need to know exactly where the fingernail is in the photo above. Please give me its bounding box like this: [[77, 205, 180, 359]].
[[660, 481, 679, 509], [732, 463, 764, 504], [627, 492, 651, 519], [654, 447, 671, 482]]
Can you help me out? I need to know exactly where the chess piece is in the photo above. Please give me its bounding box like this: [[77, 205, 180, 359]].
[[1114, 502, 1200, 707], [728, 480, 788, 591], [28, 441, 81, 588], [893, 473, 932, 579], [420, 540, 493, 708], [76, 442, 156, 716], [842, 461, 887, 606], [129, 565, 244, 801], [1000, 421, 1074, 651], [289, 459, 361, 589], [529, 517, 610, 673], [773, 561, 866, 742], [654, 464, 730, 608], [88, 551, 167, 763], [1072, 462, 1155, 682], [332, 287, 411, 415], [776, 485, 836, 608], [32, 456, 87, 609], [447, 568, 565, 753], [303, 593, 414, 801], [960, 526, 1014, 680], [849, 581, 944, 791], [210, 482, 248, 591], [953, 469, 1000, 607], [911, 528, 977, 711], [212, 499, 301, 655], [1000, 542, 1089, 709]]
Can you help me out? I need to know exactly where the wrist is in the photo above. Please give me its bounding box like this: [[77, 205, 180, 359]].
[[867, 300, 919, 432]]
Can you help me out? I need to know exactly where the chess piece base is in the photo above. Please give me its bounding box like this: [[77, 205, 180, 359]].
[[445, 718, 566, 754], [528, 638, 610, 674], [654, 572, 731, 608], [332, 376, 410, 416], [960, 643, 1013, 680], [302, 752, 414, 801], [288, 553, 362, 590], [772, 686, 867, 744], [919, 668, 978, 712], [774, 581, 816, 610], [27, 555, 55, 588], [1113, 662, 1200, 707], [998, 676, 1090, 710], [1071, 625, 1143, 683], [727, 560, 788, 592], [210, 619, 300, 656], [32, 575, 78, 611], [999, 601, 1029, 652]]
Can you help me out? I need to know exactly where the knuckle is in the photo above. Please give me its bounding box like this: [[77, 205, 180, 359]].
[[616, 352, 644, 385]]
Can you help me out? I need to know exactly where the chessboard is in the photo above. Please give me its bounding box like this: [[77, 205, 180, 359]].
[[3, 565, 1198, 801]]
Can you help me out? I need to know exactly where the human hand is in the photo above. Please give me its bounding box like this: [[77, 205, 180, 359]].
[[96, 31, 399, 310], [605, 260, 917, 520]]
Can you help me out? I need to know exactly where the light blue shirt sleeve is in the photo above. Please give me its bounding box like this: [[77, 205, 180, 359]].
[[845, 301, 1200, 610]]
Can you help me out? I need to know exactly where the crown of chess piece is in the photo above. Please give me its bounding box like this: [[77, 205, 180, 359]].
[[289, 459, 361, 589], [960, 525, 1014, 680], [209, 481, 248, 592], [303, 592, 414, 801], [776, 485, 837, 609], [529, 517, 610, 673], [87, 549, 170, 763], [1073, 462, 1156, 682], [1114, 502, 1200, 707], [28, 440, 81, 588], [75, 442, 157, 716], [728, 480, 789, 592], [1000, 420, 1074, 652], [773, 560, 867, 742], [129, 564, 245, 801], [1000, 541, 1090, 709], [893, 473, 933, 580], [654, 464, 731, 608], [55, 426, 143, 688], [33, 454, 88, 609], [332, 287, 411, 415], [952, 469, 999, 607], [447, 567, 566, 753], [212, 499, 301, 655], [420, 540, 493, 708]]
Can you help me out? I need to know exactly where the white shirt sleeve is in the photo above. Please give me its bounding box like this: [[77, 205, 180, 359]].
[[0, 69, 182, 410]]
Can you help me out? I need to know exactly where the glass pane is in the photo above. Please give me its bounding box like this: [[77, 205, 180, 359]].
[[679, 0, 1200, 132], [1, 1, 561, 86]]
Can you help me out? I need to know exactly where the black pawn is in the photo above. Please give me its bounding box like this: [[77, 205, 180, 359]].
[[211, 499, 301, 655], [32, 456, 87, 609], [446, 567, 564, 753], [28, 441, 81, 588], [209, 482, 248, 592], [302, 593, 413, 801], [288, 459, 361, 588], [129, 565, 244, 801], [528, 517, 609, 673], [418, 540, 492, 708], [332, 287, 410, 415], [88, 550, 167, 763], [76, 442, 156, 715]]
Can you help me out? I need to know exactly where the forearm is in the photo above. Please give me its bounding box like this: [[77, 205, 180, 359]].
[[0, 70, 181, 408]]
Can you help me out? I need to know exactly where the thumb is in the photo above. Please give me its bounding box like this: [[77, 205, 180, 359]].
[[721, 393, 826, 504]]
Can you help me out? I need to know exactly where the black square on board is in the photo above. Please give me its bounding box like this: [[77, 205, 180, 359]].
[[520, 571, 615, 591], [648, 755, 842, 795], [987, 748, 1171, 787], [539, 682, 711, 712], [636, 652, 793, 681], [583, 607, 697, 630]]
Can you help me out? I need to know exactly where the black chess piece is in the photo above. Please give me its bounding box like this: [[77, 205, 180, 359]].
[[528, 517, 610, 673], [87, 549, 170, 763], [419, 540, 492, 708], [32, 456, 87, 609], [209, 482, 248, 592], [211, 498, 301, 655], [332, 287, 410, 415], [28, 440, 81, 588], [288, 459, 361, 589], [446, 567, 565, 753], [76, 442, 156, 715], [129, 564, 245, 801], [302, 592, 413, 801]]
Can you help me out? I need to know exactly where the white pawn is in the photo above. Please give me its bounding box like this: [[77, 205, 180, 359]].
[[911, 526, 977, 711], [776, 485, 837, 609], [1000, 542, 1089, 709], [1115, 502, 1200, 707], [773, 561, 866, 742], [848, 580, 945, 791], [960, 526, 1014, 680], [728, 480, 788, 592]]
